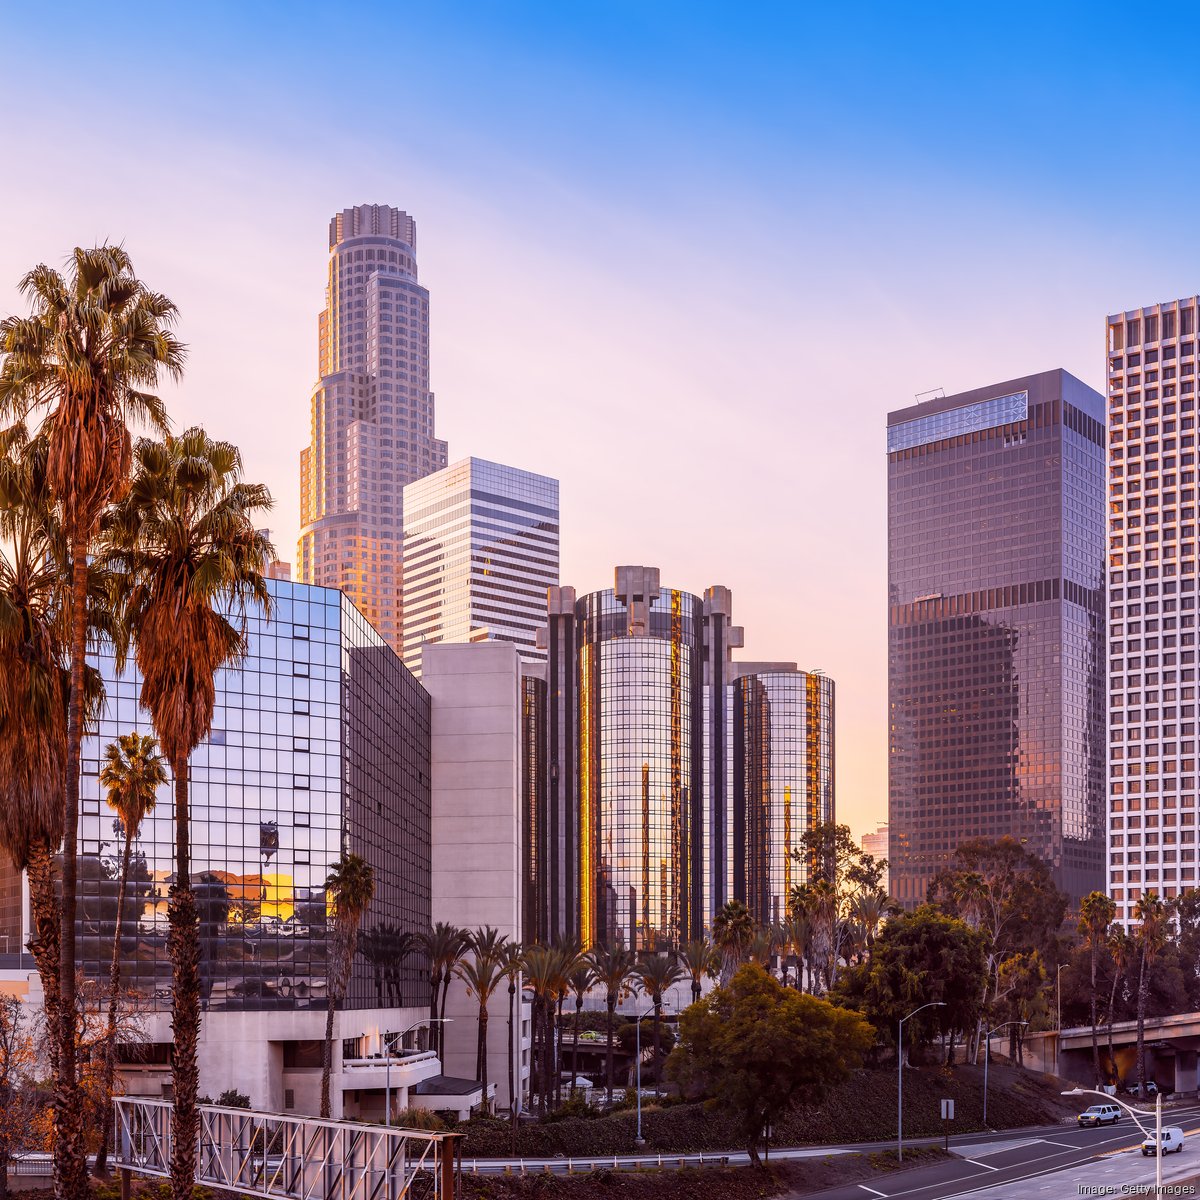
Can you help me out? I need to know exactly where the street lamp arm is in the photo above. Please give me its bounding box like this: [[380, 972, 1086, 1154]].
[[1061, 1087, 1156, 1139]]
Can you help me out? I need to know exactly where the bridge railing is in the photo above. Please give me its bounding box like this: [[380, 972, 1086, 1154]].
[[112, 1097, 461, 1200]]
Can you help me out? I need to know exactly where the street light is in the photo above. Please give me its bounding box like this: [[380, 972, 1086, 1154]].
[[897, 1001, 945, 1162], [982, 1020, 1028, 1128], [1056, 963, 1066, 1077], [382, 1017, 452, 1127], [1063, 1086, 1163, 1195], [631, 998, 670, 1148]]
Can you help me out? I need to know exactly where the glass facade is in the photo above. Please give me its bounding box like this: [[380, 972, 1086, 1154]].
[[1106, 299, 1200, 921], [733, 671, 835, 926], [73, 578, 431, 1012], [402, 458, 560, 676], [887, 369, 1106, 907]]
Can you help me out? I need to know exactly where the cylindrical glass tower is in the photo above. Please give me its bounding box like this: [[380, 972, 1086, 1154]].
[[577, 576, 703, 950], [733, 670, 835, 926]]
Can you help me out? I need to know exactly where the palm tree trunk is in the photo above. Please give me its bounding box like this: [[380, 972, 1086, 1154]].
[[573, 999, 582, 1093], [430, 969, 441, 1047], [653, 999, 662, 1086], [169, 765, 202, 1200], [1090, 943, 1101, 1087], [1107, 965, 1119, 1085], [606, 995, 615, 1104], [507, 978, 517, 1151], [439, 975, 452, 1060], [56, 539, 89, 1200], [96, 828, 135, 1174], [554, 994, 564, 1109], [478, 1008, 489, 1114], [691, 978, 700, 1005], [1136, 948, 1148, 1090], [321, 982, 337, 1118], [25, 845, 61, 1082]]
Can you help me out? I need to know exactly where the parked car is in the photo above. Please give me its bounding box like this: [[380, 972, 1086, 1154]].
[[1078, 1104, 1121, 1127], [1127, 1081, 1160, 1098], [1142, 1127, 1185, 1156]]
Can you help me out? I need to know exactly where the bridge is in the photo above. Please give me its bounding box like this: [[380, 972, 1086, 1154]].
[[111, 1097, 463, 1200]]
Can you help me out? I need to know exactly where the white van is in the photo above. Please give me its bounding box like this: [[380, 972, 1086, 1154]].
[[1142, 1127, 1185, 1156]]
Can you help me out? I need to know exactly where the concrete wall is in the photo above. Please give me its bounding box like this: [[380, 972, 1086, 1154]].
[[424, 641, 526, 1109]]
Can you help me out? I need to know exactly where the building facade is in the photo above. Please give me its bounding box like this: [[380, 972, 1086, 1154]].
[[531, 566, 834, 948], [297, 204, 448, 654], [887, 369, 1107, 908], [861, 822, 889, 894], [402, 458, 559, 676], [1106, 299, 1200, 922]]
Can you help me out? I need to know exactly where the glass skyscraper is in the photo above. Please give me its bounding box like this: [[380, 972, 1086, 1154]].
[[887, 369, 1107, 907], [401, 458, 559, 676], [74, 578, 431, 1013], [298, 205, 449, 654], [1106, 299, 1200, 922]]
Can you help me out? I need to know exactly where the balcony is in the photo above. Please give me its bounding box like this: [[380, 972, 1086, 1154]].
[[340, 1049, 440, 1090]]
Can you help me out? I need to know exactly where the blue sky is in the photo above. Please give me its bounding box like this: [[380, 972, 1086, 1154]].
[[3, 2, 1199, 837]]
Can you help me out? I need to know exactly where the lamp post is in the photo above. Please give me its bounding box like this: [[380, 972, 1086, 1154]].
[[1063, 1086, 1162, 1195], [384, 1017, 452, 1127], [982, 1020, 1028, 1128], [632, 999, 668, 1148], [1056, 962, 1066, 1077], [897, 1001, 945, 1162]]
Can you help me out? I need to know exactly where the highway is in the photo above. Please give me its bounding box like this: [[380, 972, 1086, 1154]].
[[805, 1102, 1200, 1199]]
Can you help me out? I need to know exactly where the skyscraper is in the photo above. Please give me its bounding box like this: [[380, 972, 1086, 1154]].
[[298, 204, 448, 653], [401, 457, 559, 675], [887, 369, 1106, 907], [1106, 299, 1200, 922]]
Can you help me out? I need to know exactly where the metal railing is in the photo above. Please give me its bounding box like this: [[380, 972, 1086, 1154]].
[[112, 1097, 461, 1200]]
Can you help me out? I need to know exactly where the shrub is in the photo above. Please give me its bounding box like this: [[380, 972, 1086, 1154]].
[[392, 1106, 447, 1131]]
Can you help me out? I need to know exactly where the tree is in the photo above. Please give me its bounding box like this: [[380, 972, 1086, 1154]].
[[781, 912, 812, 991], [95, 732, 166, 1174], [1107, 925, 1134, 1083], [585, 941, 635, 1104], [500, 942, 523, 1135], [670, 963, 873, 1166], [1, 246, 183, 1200], [1133, 892, 1169, 1091], [633, 954, 684, 1085], [320, 854, 375, 1117], [677, 937, 718, 1004], [566, 961, 596, 1091], [359, 924, 415, 1008], [455, 928, 509, 1113], [520, 945, 559, 1116], [1078, 891, 1117, 1087], [833, 905, 987, 1066], [712, 900, 756, 984], [419, 923, 466, 1061], [101, 425, 271, 1200], [0, 995, 36, 1200]]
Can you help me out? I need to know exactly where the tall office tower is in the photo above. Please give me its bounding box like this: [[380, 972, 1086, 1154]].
[[402, 457, 559, 675], [731, 667, 835, 927], [298, 204, 448, 653], [887, 369, 1107, 908], [861, 822, 890, 893], [1106, 300, 1200, 922]]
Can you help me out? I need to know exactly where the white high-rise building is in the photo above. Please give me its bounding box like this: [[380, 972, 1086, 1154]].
[[1106, 298, 1200, 921], [402, 458, 559, 676], [297, 205, 448, 652]]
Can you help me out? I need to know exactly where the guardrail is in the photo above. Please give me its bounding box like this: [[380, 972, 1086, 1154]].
[[112, 1097, 462, 1200]]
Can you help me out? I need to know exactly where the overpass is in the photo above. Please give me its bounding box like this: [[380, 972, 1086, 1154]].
[[1022, 1012, 1200, 1092]]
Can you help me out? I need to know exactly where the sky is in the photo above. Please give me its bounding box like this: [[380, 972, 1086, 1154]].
[[4, 1, 1200, 842]]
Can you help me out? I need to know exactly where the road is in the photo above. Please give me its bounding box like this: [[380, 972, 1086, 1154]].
[[804, 1102, 1200, 1199]]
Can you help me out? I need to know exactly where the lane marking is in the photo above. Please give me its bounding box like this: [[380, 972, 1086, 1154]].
[[856, 1186, 888, 1198], [963, 1159, 999, 1171]]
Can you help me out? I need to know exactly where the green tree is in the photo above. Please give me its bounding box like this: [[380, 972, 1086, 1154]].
[[712, 899, 756, 984], [1, 247, 183, 1200], [419, 922, 466, 1060], [670, 963, 873, 1166], [677, 936, 718, 1004], [566, 961, 596, 1091], [1078, 891, 1117, 1087], [320, 854, 375, 1117], [455, 928, 509, 1113], [584, 941, 635, 1104], [633, 954, 685, 1085], [95, 732, 166, 1174], [1133, 892, 1169, 1091], [500, 940, 523, 1132], [101, 426, 271, 1200]]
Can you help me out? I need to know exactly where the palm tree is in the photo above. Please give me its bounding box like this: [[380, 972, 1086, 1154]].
[[420, 923, 466, 1061], [1078, 890, 1117, 1088], [0, 247, 183, 1200], [320, 854, 375, 1118], [850, 890, 889, 958], [1133, 892, 1169, 1092], [677, 936, 718, 1004], [567, 961, 596, 1091], [101, 427, 271, 1199], [1107, 926, 1134, 1084], [500, 942, 523, 1135], [585, 941, 635, 1104], [548, 941, 579, 1109], [95, 732, 166, 1174], [455, 930, 509, 1114], [712, 899, 756, 984], [633, 954, 684, 1085], [520, 945, 559, 1116], [782, 912, 812, 991]]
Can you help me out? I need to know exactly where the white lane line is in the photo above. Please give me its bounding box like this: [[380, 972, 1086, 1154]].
[[856, 1186, 888, 1198], [1036, 1138, 1079, 1147], [963, 1159, 999, 1171]]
